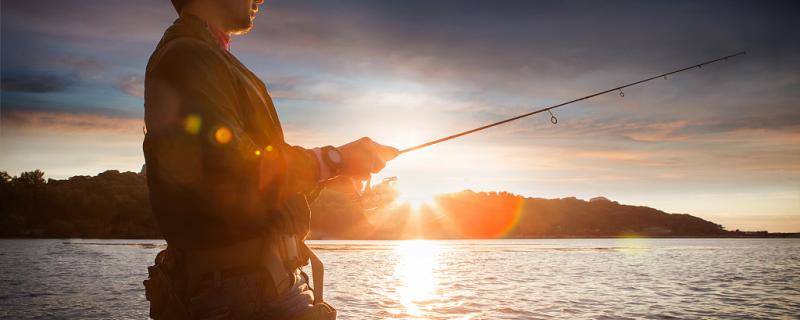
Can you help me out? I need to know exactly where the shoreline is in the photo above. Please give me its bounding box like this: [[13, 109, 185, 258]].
[[2, 234, 798, 241]]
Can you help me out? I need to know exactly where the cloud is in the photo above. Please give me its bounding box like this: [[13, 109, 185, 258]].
[[621, 120, 691, 142], [117, 75, 144, 98], [2, 110, 143, 135], [266, 75, 350, 102], [56, 56, 108, 80], [236, 0, 800, 99], [0, 56, 109, 94], [0, 75, 70, 93], [576, 150, 648, 162], [0, 0, 174, 45], [1, 0, 798, 231]]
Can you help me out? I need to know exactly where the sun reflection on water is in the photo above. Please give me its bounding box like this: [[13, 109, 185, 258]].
[[392, 240, 443, 317]]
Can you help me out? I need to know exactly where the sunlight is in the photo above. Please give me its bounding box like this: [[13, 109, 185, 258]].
[[395, 185, 436, 210], [393, 240, 442, 317], [395, 180, 433, 211]]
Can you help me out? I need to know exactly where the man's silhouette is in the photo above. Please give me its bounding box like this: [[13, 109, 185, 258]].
[[142, 0, 398, 318]]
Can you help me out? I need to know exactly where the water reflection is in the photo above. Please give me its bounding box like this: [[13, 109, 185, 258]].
[[391, 240, 442, 317]]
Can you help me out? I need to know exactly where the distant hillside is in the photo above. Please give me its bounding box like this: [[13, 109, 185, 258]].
[[308, 189, 728, 239], [0, 169, 775, 239]]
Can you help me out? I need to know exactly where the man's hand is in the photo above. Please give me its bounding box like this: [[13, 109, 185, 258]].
[[337, 137, 399, 181], [321, 176, 363, 195]]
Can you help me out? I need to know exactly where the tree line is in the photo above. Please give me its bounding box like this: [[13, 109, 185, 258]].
[[1, 170, 733, 239]]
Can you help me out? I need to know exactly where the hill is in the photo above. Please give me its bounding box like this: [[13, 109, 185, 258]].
[[309, 189, 728, 239], [0, 169, 777, 239]]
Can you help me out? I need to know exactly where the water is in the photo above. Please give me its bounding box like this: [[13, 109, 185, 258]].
[[1, 239, 799, 319]]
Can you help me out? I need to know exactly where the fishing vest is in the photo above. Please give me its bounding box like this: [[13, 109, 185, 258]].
[[142, 13, 328, 318]]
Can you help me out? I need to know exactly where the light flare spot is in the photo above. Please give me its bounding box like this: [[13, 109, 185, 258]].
[[214, 126, 233, 144], [261, 145, 279, 160], [184, 114, 202, 135]]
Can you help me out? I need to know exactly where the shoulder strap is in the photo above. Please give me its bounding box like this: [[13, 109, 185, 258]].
[[304, 242, 325, 304]]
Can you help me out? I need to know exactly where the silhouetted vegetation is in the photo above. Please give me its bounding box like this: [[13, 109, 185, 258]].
[[0, 170, 158, 238], [1, 169, 789, 239]]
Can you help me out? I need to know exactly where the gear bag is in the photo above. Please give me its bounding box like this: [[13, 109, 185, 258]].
[[144, 247, 189, 319]]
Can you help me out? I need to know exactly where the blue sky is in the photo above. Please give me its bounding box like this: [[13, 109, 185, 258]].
[[1, 0, 798, 231]]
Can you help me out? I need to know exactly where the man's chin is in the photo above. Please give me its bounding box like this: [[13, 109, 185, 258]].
[[230, 19, 254, 35]]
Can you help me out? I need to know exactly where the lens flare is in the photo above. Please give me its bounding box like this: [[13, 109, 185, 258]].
[[213, 126, 233, 144], [437, 192, 525, 238], [184, 114, 202, 135]]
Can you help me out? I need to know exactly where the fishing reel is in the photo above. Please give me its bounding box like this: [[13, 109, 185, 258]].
[[329, 175, 399, 211], [356, 176, 399, 211]]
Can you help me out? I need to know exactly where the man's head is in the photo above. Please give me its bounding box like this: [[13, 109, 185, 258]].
[[170, 0, 188, 13], [172, 0, 264, 34]]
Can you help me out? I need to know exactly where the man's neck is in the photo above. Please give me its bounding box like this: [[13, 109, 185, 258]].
[[180, 9, 231, 51]]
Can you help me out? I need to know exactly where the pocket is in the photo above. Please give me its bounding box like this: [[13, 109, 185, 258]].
[[188, 273, 263, 319], [145, 262, 188, 319], [145, 249, 174, 319], [188, 285, 232, 319], [317, 303, 337, 320], [291, 303, 337, 320], [143, 267, 167, 318]]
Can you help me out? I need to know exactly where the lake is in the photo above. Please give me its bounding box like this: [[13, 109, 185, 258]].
[[1, 239, 798, 319]]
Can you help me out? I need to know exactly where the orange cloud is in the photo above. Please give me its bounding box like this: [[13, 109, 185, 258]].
[[623, 120, 691, 142], [2, 110, 144, 135], [577, 150, 647, 162]]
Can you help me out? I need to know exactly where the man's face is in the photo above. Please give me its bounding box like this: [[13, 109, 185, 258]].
[[224, 0, 263, 34]]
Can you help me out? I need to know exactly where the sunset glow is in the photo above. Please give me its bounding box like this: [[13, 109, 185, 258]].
[[1, 2, 798, 319], [1, 1, 798, 232], [393, 179, 436, 210]]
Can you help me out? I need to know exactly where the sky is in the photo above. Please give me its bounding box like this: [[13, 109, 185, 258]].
[[1, 0, 798, 232]]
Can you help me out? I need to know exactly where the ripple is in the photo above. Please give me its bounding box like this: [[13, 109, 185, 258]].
[[2, 239, 800, 319], [62, 242, 166, 249]]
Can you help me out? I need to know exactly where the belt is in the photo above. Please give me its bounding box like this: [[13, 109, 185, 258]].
[[183, 236, 296, 297], [195, 265, 261, 282]]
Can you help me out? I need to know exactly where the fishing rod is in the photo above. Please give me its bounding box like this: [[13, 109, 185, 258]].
[[358, 51, 746, 208], [399, 51, 746, 154]]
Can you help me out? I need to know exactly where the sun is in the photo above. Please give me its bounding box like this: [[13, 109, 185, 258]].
[[397, 191, 434, 209], [393, 180, 436, 209]]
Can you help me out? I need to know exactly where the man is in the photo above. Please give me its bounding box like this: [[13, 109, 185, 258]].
[[142, 0, 398, 319]]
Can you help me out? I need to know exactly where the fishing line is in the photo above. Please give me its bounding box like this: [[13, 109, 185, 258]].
[[398, 51, 746, 154]]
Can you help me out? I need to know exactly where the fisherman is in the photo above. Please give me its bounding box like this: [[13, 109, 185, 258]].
[[142, 0, 398, 319]]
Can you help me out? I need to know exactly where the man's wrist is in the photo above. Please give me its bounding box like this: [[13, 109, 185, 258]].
[[320, 146, 342, 177], [312, 146, 342, 181]]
